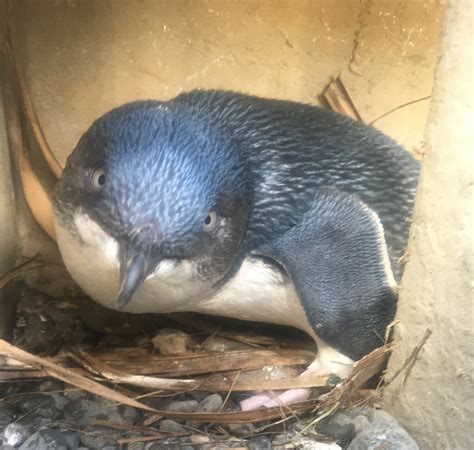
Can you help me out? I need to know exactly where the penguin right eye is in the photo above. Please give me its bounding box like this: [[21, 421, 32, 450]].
[[90, 168, 107, 190], [203, 210, 219, 233]]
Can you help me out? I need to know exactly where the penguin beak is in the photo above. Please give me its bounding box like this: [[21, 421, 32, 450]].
[[116, 246, 157, 309]]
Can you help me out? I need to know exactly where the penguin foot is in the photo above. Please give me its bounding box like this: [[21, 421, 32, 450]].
[[240, 388, 311, 411], [239, 343, 355, 411]]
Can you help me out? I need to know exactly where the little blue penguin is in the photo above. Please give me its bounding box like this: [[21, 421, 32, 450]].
[[53, 90, 419, 410]]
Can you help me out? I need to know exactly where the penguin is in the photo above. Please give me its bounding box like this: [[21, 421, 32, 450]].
[[52, 90, 419, 410]]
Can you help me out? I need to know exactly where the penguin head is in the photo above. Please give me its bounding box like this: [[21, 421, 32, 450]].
[[53, 101, 251, 309]]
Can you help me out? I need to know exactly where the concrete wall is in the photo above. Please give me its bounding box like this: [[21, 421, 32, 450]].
[[0, 52, 19, 337], [0, 72, 17, 274], [12, 0, 441, 168], [384, 1, 474, 448]]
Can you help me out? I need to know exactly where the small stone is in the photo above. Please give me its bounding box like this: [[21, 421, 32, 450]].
[[119, 405, 141, 425], [38, 380, 64, 392], [100, 334, 131, 347], [127, 443, 146, 450], [196, 394, 223, 413], [19, 429, 69, 450], [327, 413, 353, 428], [201, 336, 253, 352], [249, 435, 272, 450], [51, 394, 70, 411], [343, 406, 375, 421], [141, 396, 169, 410], [159, 419, 185, 433], [224, 436, 245, 448], [20, 394, 53, 412], [347, 410, 419, 450], [185, 394, 223, 429], [372, 410, 403, 427], [0, 383, 20, 399], [18, 314, 62, 355], [190, 435, 210, 444], [166, 400, 198, 413], [21, 414, 57, 432], [207, 445, 237, 450], [20, 394, 60, 420], [80, 429, 119, 449], [187, 392, 208, 402], [352, 415, 370, 434], [0, 405, 18, 429], [62, 430, 81, 449], [227, 422, 256, 437], [63, 389, 87, 401], [63, 398, 127, 427], [315, 413, 355, 447], [152, 329, 192, 354], [78, 296, 157, 336], [132, 335, 153, 347], [145, 437, 182, 449], [3, 423, 31, 447], [293, 441, 341, 449]]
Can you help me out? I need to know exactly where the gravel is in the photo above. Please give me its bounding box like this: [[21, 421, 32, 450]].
[[62, 398, 131, 428], [248, 435, 272, 449], [159, 419, 185, 433], [315, 412, 355, 447], [185, 393, 223, 429], [166, 400, 199, 413], [2, 423, 30, 447], [19, 429, 70, 450], [4, 286, 421, 450], [0, 405, 19, 431], [347, 410, 419, 450]]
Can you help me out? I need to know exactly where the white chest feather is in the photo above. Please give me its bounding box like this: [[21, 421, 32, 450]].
[[54, 213, 314, 336]]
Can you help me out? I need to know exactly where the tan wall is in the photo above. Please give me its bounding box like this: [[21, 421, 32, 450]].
[[0, 74, 16, 274], [12, 0, 441, 168], [0, 7, 19, 336], [384, 0, 474, 447], [0, 131, 17, 338]]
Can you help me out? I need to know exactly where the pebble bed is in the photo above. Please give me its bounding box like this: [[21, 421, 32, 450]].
[[0, 381, 419, 450], [0, 286, 419, 449]]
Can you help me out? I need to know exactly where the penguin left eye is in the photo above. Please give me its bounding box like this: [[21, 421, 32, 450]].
[[90, 168, 107, 190], [203, 210, 219, 233]]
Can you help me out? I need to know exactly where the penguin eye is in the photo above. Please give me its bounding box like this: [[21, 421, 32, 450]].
[[91, 168, 106, 190], [203, 210, 219, 233]]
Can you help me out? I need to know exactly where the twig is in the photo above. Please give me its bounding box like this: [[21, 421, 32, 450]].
[[385, 328, 432, 387], [5, 0, 63, 178], [90, 419, 157, 433], [288, 402, 340, 444], [71, 348, 329, 391], [0, 339, 155, 412], [322, 76, 363, 122], [2, 45, 57, 240], [117, 432, 189, 445], [0, 255, 47, 289], [369, 96, 431, 126], [15, 401, 49, 423], [219, 370, 241, 412]]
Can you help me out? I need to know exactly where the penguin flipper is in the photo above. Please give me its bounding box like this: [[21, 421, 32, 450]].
[[254, 188, 398, 362]]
